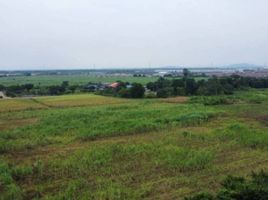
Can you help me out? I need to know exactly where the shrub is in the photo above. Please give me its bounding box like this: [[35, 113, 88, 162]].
[[118, 88, 131, 98], [157, 87, 174, 98], [176, 112, 215, 126], [185, 170, 268, 200], [215, 123, 268, 149], [130, 83, 145, 98], [190, 96, 238, 106], [0, 160, 23, 200]]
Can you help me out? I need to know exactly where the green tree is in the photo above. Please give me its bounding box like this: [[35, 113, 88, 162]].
[[183, 68, 190, 78], [130, 83, 145, 98]]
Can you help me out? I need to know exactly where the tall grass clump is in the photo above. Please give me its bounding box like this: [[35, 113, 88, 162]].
[[53, 143, 154, 176], [175, 112, 216, 126], [0, 160, 23, 200], [157, 146, 215, 171], [215, 123, 268, 149], [190, 96, 239, 105], [185, 170, 268, 200]]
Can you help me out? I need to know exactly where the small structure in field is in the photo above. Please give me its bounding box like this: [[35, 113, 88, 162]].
[[0, 91, 8, 99], [108, 82, 120, 89]]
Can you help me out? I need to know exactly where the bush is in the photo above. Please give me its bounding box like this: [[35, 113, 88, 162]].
[[145, 91, 157, 98], [190, 96, 238, 105], [176, 112, 215, 126], [157, 87, 173, 98], [185, 170, 268, 200], [215, 123, 268, 149], [118, 88, 131, 98], [130, 83, 145, 98], [0, 160, 23, 200]]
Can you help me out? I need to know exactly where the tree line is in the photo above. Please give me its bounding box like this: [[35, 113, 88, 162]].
[[96, 81, 145, 98], [0, 81, 146, 98], [0, 81, 73, 97], [146, 74, 268, 98], [1, 70, 268, 98]]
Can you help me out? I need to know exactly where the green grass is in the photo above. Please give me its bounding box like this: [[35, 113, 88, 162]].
[[0, 100, 218, 152], [215, 123, 268, 149], [0, 75, 159, 86], [0, 89, 268, 199], [0, 74, 208, 87]]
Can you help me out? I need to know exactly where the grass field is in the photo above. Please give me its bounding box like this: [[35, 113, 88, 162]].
[[0, 89, 268, 199], [0, 75, 159, 86], [0, 75, 207, 87]]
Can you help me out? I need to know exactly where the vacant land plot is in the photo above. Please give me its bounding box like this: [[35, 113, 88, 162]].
[[0, 74, 208, 87], [0, 75, 159, 86], [0, 89, 267, 199]]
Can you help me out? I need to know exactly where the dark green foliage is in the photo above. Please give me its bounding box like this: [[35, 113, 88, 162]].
[[48, 85, 65, 95], [186, 171, 268, 200], [185, 193, 214, 200], [22, 83, 34, 91], [0, 84, 5, 90], [157, 87, 174, 98], [100, 82, 145, 98], [185, 78, 198, 95], [0, 160, 23, 200], [129, 83, 145, 98], [118, 88, 131, 98], [146, 70, 268, 98], [183, 68, 191, 78], [159, 148, 214, 171], [11, 166, 33, 181], [2, 71, 268, 98], [215, 123, 268, 149], [190, 96, 238, 105]]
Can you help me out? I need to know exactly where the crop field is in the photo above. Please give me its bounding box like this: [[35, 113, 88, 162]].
[[0, 75, 159, 86], [0, 89, 268, 199], [0, 75, 207, 87]]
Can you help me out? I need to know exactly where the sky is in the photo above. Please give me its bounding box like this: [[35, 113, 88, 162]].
[[0, 0, 268, 70]]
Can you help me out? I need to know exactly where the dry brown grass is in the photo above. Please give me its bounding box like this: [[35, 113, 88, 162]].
[[160, 96, 188, 104], [0, 99, 45, 113], [33, 94, 129, 108], [0, 118, 38, 131]]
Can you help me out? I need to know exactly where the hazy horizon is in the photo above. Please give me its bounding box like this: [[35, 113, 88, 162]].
[[1, 0, 268, 70]]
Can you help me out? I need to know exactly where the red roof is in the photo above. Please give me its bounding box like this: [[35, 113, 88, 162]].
[[109, 82, 120, 88]]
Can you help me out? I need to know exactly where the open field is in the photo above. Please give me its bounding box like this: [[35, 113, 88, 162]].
[[0, 75, 207, 87], [0, 75, 159, 86], [0, 89, 268, 199]]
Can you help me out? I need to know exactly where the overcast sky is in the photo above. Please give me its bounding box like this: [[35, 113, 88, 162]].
[[0, 0, 268, 70]]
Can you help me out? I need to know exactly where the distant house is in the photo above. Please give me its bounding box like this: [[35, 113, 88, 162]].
[[108, 82, 120, 89], [0, 91, 8, 99], [85, 83, 107, 91], [85, 84, 99, 91]]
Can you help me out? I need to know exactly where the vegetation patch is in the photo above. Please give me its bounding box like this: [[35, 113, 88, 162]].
[[215, 123, 268, 149], [189, 96, 239, 106], [0, 160, 33, 200], [185, 170, 268, 200], [0, 89, 267, 199], [157, 146, 215, 171]]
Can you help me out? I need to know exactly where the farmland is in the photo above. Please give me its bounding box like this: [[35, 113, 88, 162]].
[[0, 89, 268, 199], [0, 75, 159, 86], [0, 74, 208, 87]]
